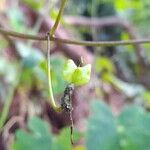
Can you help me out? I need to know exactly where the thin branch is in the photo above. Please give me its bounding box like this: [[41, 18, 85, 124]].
[[52, 37, 150, 47], [0, 28, 46, 40], [1, 28, 150, 47], [50, 0, 68, 36]]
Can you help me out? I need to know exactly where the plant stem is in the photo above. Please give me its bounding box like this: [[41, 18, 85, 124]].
[[50, 0, 68, 36], [47, 34, 61, 112], [52, 37, 150, 47], [47, 0, 67, 111], [1, 28, 150, 47]]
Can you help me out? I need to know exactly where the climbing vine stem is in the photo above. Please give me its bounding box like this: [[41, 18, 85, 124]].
[[47, 33, 61, 112], [50, 0, 68, 36], [1, 28, 150, 47]]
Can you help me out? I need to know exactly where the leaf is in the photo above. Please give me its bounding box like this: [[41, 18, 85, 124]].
[[7, 8, 26, 32], [12, 117, 52, 150], [50, 57, 67, 94], [72, 64, 91, 86], [12, 118, 79, 150], [86, 100, 150, 150], [86, 100, 120, 150], [95, 57, 115, 73], [118, 106, 150, 150], [22, 0, 44, 11], [73, 145, 85, 150], [62, 59, 77, 83], [16, 42, 44, 68], [52, 128, 82, 150], [51, 128, 71, 150], [62, 59, 91, 86], [143, 91, 150, 102]]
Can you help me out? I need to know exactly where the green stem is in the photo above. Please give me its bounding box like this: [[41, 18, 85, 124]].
[[50, 0, 68, 36], [47, 34, 61, 112]]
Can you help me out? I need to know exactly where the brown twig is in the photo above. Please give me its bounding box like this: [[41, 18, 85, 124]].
[[2, 116, 23, 140], [1, 27, 150, 46]]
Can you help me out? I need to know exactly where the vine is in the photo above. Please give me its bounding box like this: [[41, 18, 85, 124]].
[[47, 33, 61, 111], [1, 28, 150, 46]]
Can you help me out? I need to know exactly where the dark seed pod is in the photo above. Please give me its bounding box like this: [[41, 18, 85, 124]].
[[61, 84, 74, 144], [61, 84, 74, 113]]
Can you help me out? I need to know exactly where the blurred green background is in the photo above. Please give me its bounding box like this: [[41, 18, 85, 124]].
[[1, 0, 150, 150]]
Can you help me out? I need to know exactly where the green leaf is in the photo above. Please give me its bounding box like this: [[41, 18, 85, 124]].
[[16, 42, 44, 68], [72, 64, 91, 86], [51, 127, 81, 150], [51, 128, 71, 150], [62, 59, 91, 86], [86, 100, 120, 150], [118, 106, 150, 150], [12, 117, 52, 150], [143, 91, 150, 102], [7, 8, 26, 32], [22, 0, 44, 11], [50, 57, 67, 94], [62, 59, 77, 83], [86, 100, 150, 150], [95, 57, 115, 73]]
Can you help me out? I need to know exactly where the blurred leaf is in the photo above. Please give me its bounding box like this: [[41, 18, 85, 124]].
[[0, 38, 8, 49], [51, 128, 81, 150], [86, 100, 120, 150], [51, 128, 71, 150], [12, 117, 52, 150], [95, 56, 115, 73], [143, 91, 150, 102], [16, 42, 44, 68], [86, 100, 150, 150], [23, 0, 44, 11], [73, 145, 85, 150], [115, 0, 142, 12], [50, 56, 67, 94], [19, 68, 35, 89], [72, 129, 83, 143], [7, 8, 26, 32], [19, 55, 66, 96], [118, 106, 150, 150], [12, 117, 81, 150], [50, 8, 59, 20]]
